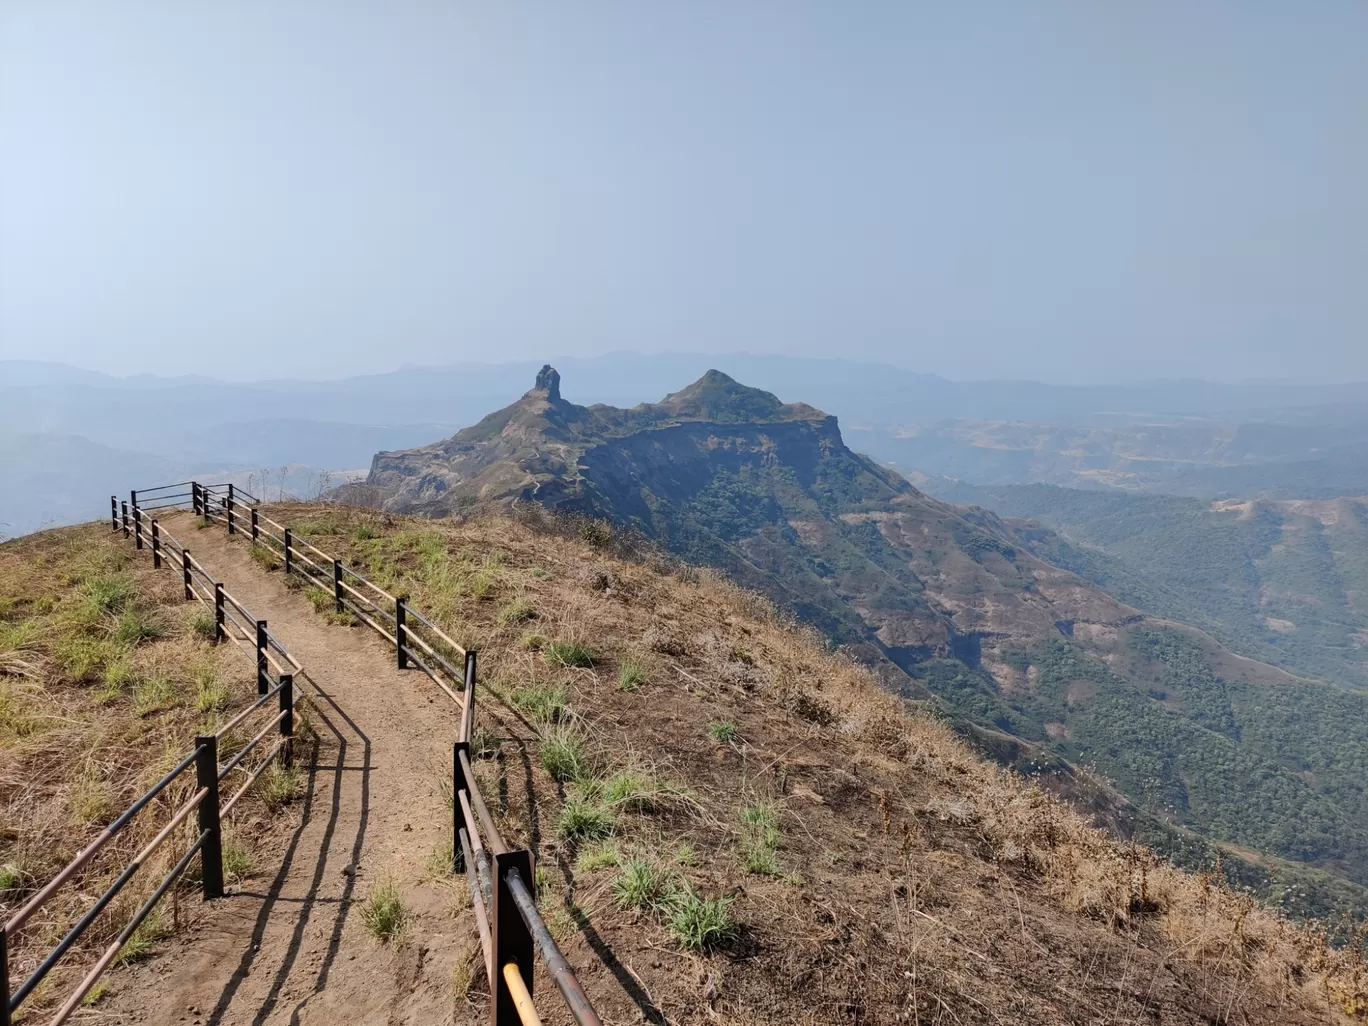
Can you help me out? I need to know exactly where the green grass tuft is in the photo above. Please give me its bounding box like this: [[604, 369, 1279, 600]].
[[666, 886, 735, 950], [360, 874, 409, 944], [617, 658, 648, 691], [611, 855, 673, 911], [707, 719, 739, 743], [545, 641, 594, 668], [739, 800, 782, 876], [539, 723, 592, 782], [497, 598, 536, 625], [510, 683, 568, 724], [557, 796, 615, 840], [574, 838, 622, 873]]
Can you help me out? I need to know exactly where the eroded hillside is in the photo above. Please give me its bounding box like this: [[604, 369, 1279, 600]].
[[223, 499, 1368, 1024], [354, 369, 1368, 916]]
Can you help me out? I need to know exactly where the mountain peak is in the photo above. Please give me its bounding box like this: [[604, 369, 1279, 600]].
[[529, 364, 562, 402], [656, 370, 821, 424]]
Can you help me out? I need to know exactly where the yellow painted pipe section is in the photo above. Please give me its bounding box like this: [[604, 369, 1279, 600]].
[[502, 962, 543, 1026]]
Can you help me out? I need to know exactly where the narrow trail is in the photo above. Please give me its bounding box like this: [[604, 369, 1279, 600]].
[[108, 512, 479, 1026]]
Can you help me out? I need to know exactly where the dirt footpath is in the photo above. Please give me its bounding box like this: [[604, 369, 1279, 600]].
[[106, 512, 480, 1026]]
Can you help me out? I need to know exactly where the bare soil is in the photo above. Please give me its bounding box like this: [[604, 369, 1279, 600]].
[[101, 512, 478, 1025]]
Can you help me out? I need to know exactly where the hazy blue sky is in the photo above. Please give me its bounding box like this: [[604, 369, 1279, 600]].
[[2, 2, 1365, 384]]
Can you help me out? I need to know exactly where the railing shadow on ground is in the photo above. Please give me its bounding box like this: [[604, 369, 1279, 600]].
[[200, 671, 372, 1026], [173, 481, 608, 1025]]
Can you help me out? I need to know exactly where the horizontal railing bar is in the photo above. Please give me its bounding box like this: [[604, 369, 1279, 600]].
[[131, 481, 196, 494], [50, 832, 205, 1023], [218, 709, 288, 781], [215, 677, 287, 739], [4, 746, 199, 937], [339, 565, 396, 603], [407, 629, 467, 686], [503, 962, 543, 1026], [459, 751, 506, 855], [220, 737, 287, 819], [49, 829, 209, 1025], [7, 787, 206, 1014], [401, 646, 462, 705], [506, 866, 603, 1026], [339, 596, 397, 644], [404, 607, 467, 658], [264, 629, 304, 671], [457, 825, 493, 981]]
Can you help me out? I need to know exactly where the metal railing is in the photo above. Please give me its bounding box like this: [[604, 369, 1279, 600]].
[[186, 483, 601, 1026], [1, 505, 303, 1026]]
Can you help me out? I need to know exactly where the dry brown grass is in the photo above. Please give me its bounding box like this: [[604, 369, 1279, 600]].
[[230, 502, 1368, 1023], [0, 524, 281, 1014]]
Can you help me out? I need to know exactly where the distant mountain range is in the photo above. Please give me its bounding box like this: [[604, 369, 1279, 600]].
[[355, 365, 1368, 922], [5, 354, 1368, 535]]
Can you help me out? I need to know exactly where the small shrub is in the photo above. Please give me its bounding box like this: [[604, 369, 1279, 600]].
[[194, 664, 229, 713], [666, 887, 735, 950], [540, 724, 592, 782], [190, 611, 219, 642], [258, 762, 302, 809], [519, 632, 547, 652], [557, 796, 614, 840], [470, 724, 500, 759], [133, 675, 175, 717], [222, 834, 255, 882], [528, 567, 551, 581], [115, 906, 170, 965], [353, 524, 380, 541], [612, 855, 673, 911], [510, 683, 568, 725], [617, 658, 647, 691], [707, 720, 739, 743], [56, 636, 115, 683], [249, 543, 280, 571], [361, 874, 409, 943], [739, 800, 781, 876], [101, 654, 138, 698], [603, 769, 661, 812], [574, 838, 621, 873], [497, 598, 536, 625], [84, 574, 135, 615], [674, 842, 700, 868], [546, 641, 594, 668], [0, 861, 27, 893], [114, 606, 164, 645], [579, 519, 611, 547]]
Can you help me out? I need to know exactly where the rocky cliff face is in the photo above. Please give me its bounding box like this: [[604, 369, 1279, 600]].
[[362, 368, 1368, 906], [367, 367, 1136, 656]]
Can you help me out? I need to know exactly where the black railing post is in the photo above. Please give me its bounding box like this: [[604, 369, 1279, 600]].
[[465, 650, 477, 733], [453, 741, 470, 873], [283, 528, 293, 576], [492, 851, 536, 1025], [121, 500, 129, 538], [251, 508, 259, 541], [279, 673, 294, 767], [134, 506, 144, 550], [256, 620, 269, 695], [214, 583, 225, 644], [227, 484, 236, 536], [130, 489, 138, 517], [194, 736, 224, 900], [191, 482, 201, 516], [111, 495, 119, 532], [1, 920, 10, 1026], [396, 598, 408, 670], [182, 547, 193, 600], [333, 559, 343, 612], [151, 519, 162, 569]]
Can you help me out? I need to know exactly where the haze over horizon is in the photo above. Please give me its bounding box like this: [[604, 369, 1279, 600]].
[[3, 2, 1367, 384]]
